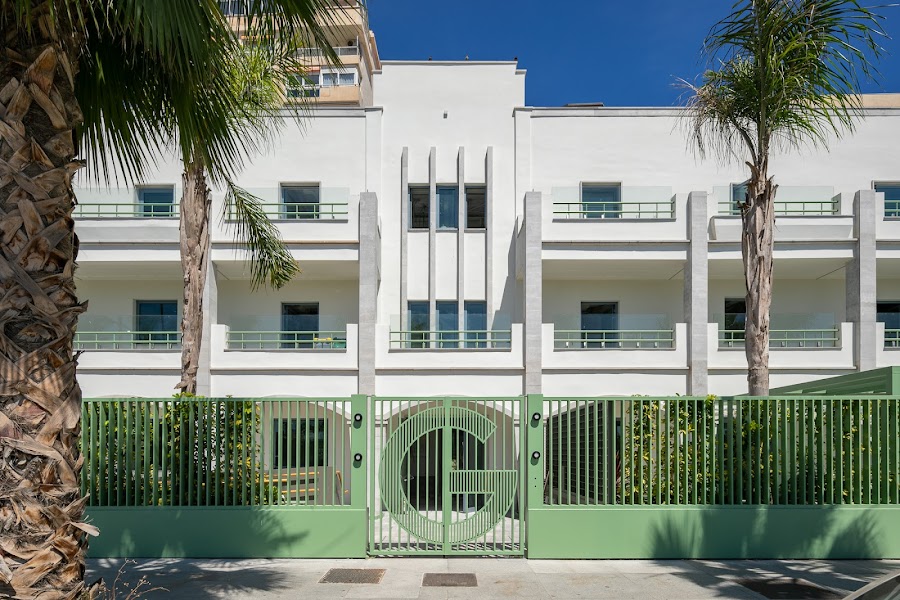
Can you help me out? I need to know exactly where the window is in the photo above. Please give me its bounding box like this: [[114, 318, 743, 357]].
[[409, 186, 429, 229], [408, 301, 429, 348], [581, 302, 619, 348], [339, 72, 355, 86], [135, 301, 178, 347], [878, 301, 900, 347], [281, 185, 320, 219], [465, 301, 487, 348], [436, 301, 459, 348], [137, 186, 175, 217], [272, 418, 327, 469], [876, 183, 900, 218], [437, 186, 459, 229], [466, 186, 486, 229], [322, 68, 356, 87], [724, 298, 747, 343], [581, 184, 621, 219], [281, 303, 319, 349], [287, 73, 319, 98], [730, 182, 749, 215]]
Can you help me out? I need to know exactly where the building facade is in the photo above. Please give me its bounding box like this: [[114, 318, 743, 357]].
[[72, 50, 900, 400]]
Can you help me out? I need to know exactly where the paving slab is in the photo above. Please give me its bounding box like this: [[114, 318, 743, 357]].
[[85, 558, 899, 600]]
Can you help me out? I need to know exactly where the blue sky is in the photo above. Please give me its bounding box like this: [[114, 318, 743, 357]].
[[368, 1, 900, 107]]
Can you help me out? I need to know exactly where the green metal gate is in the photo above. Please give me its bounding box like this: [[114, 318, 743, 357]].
[[369, 397, 525, 555]]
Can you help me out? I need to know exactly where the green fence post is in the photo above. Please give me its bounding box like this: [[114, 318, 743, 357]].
[[350, 395, 367, 510], [525, 394, 543, 557]]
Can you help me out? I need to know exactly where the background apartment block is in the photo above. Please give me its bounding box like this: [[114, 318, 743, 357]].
[[71, 5, 900, 399]]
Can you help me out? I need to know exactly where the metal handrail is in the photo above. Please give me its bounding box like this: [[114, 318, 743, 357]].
[[554, 329, 675, 350], [389, 329, 512, 350], [884, 329, 900, 347], [719, 328, 840, 348], [74, 203, 178, 219], [74, 331, 181, 350], [226, 202, 349, 221], [295, 45, 361, 58], [884, 200, 900, 218], [553, 200, 674, 220], [718, 198, 839, 216], [227, 330, 347, 350]]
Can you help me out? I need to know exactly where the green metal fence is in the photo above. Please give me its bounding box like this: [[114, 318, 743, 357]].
[[540, 396, 900, 507]]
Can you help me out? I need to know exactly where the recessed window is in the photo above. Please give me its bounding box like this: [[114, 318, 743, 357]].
[[466, 186, 486, 229], [409, 186, 429, 229], [724, 298, 747, 340], [464, 301, 487, 348], [322, 68, 356, 87], [137, 186, 175, 217], [135, 300, 178, 346], [581, 302, 619, 348], [437, 186, 459, 229], [876, 182, 900, 218], [581, 184, 621, 219], [436, 301, 459, 348], [281, 185, 320, 219], [272, 418, 327, 469], [408, 301, 430, 348], [281, 303, 319, 348]]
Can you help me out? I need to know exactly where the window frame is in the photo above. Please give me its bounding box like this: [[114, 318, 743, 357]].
[[580, 301, 619, 348], [279, 183, 321, 220], [408, 185, 430, 230], [407, 301, 430, 348], [579, 182, 622, 219], [134, 300, 178, 347], [281, 302, 320, 349], [436, 185, 459, 230], [436, 301, 459, 348], [723, 297, 747, 342], [465, 185, 487, 230], [464, 301, 488, 349], [730, 182, 749, 215], [875, 181, 900, 218], [136, 185, 176, 218]]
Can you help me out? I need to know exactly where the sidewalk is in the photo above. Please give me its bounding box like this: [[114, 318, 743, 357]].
[[86, 557, 900, 599]]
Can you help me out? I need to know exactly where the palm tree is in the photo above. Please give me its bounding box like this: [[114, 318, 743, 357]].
[[0, 1, 342, 597], [683, 0, 888, 395]]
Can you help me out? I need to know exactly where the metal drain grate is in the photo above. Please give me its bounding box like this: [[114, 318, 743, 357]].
[[319, 568, 385, 584], [422, 573, 478, 587], [736, 578, 841, 599]]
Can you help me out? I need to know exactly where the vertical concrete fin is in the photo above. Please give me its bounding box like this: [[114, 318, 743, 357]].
[[686, 191, 709, 396], [400, 147, 408, 331], [196, 263, 217, 397], [485, 147, 494, 329], [849, 189, 878, 371], [358, 192, 379, 395], [429, 147, 437, 334], [524, 191, 543, 395], [458, 147, 466, 321]]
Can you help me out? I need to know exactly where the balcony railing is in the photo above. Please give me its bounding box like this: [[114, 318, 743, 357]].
[[885, 329, 900, 348], [295, 46, 361, 59], [718, 198, 839, 216], [554, 329, 675, 350], [553, 200, 674, 220], [885, 200, 900, 218], [719, 328, 840, 348], [226, 202, 348, 221], [74, 332, 181, 351], [390, 330, 512, 350], [74, 203, 178, 219], [227, 331, 347, 350]]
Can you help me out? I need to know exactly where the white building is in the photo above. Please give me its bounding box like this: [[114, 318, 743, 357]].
[[73, 47, 900, 399]]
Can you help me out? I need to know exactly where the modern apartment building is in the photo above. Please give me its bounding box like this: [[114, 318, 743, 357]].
[[71, 7, 900, 401]]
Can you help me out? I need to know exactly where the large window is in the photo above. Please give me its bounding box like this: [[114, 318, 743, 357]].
[[281, 303, 319, 349], [876, 182, 900, 218], [272, 418, 327, 469], [437, 186, 459, 229], [466, 186, 486, 229], [724, 298, 747, 342], [581, 184, 621, 219], [436, 301, 459, 348], [878, 301, 900, 347], [137, 186, 175, 218], [408, 301, 430, 348], [581, 302, 618, 348], [409, 186, 429, 229], [287, 72, 320, 99], [465, 301, 487, 348], [281, 185, 320, 219], [322, 68, 356, 87], [135, 300, 178, 346]]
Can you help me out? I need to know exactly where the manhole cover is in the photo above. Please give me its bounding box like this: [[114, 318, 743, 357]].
[[319, 568, 385, 584], [737, 578, 841, 599], [422, 573, 478, 587]]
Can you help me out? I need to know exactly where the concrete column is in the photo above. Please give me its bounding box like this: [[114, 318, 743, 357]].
[[485, 147, 494, 329], [196, 262, 217, 397], [457, 148, 466, 325], [399, 147, 408, 332], [685, 191, 709, 396], [848, 190, 878, 372], [358, 192, 378, 395], [428, 148, 437, 345], [524, 191, 543, 395]]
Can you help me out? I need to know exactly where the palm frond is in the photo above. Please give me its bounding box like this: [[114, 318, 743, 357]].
[[223, 179, 299, 290]]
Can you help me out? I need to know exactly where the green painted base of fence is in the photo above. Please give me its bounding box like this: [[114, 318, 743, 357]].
[[526, 506, 900, 559], [85, 507, 367, 558]]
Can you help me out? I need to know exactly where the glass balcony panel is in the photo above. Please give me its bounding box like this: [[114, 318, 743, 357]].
[[551, 186, 674, 220]]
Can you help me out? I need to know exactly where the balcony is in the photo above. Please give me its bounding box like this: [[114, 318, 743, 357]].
[[74, 331, 180, 351], [388, 329, 512, 351], [212, 324, 358, 373], [73, 187, 180, 244], [718, 328, 840, 349], [226, 330, 348, 351], [376, 323, 523, 371], [553, 328, 675, 350], [709, 186, 852, 241], [543, 322, 688, 371], [708, 322, 854, 370], [74, 202, 177, 219], [296, 45, 362, 69]]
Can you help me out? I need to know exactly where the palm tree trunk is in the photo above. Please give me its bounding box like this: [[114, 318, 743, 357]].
[[742, 164, 777, 396], [0, 33, 96, 600], [176, 164, 211, 396]]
